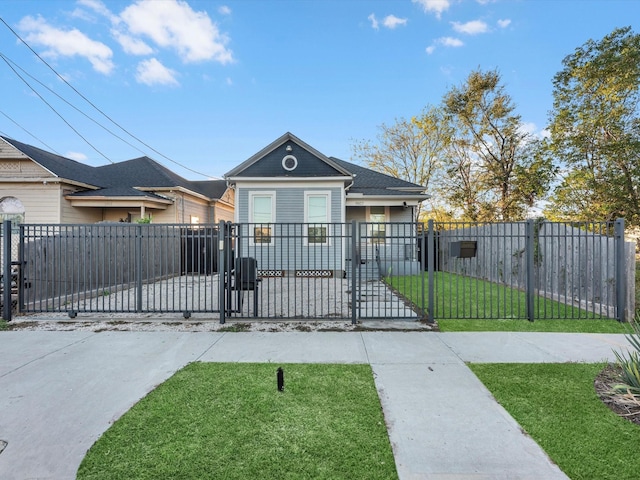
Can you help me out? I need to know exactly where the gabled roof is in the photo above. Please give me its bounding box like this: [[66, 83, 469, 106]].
[[0, 136, 228, 201], [1, 136, 103, 187], [225, 132, 352, 179]]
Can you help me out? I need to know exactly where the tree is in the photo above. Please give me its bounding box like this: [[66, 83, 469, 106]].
[[441, 68, 555, 221], [351, 106, 450, 220], [545, 27, 640, 225]]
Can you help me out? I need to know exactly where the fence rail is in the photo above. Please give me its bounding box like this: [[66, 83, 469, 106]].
[[1, 219, 634, 323]]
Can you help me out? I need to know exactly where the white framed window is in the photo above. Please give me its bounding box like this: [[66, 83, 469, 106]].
[[368, 206, 387, 243], [249, 192, 275, 245], [305, 191, 331, 245]]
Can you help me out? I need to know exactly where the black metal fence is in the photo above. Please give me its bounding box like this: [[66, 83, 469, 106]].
[[1, 219, 634, 323]]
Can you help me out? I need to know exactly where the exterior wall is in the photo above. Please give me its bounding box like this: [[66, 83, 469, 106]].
[[0, 158, 51, 177], [214, 203, 234, 223], [0, 183, 62, 223], [235, 183, 343, 223], [235, 183, 345, 272]]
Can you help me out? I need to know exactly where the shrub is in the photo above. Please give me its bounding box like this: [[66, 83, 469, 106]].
[[614, 316, 640, 397]]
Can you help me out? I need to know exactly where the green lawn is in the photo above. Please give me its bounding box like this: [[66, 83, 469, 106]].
[[389, 272, 632, 333], [470, 363, 640, 480], [77, 363, 397, 480]]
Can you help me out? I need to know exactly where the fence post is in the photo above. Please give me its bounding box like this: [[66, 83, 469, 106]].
[[136, 224, 143, 313], [351, 220, 357, 325], [427, 220, 435, 323], [2, 220, 11, 321], [615, 218, 627, 323], [219, 221, 226, 324], [525, 219, 535, 322]]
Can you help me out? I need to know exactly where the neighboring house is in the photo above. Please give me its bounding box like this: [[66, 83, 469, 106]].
[[0, 136, 233, 225], [224, 132, 429, 276]]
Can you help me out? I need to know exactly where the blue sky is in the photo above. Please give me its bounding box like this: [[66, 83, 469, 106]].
[[0, 0, 637, 179]]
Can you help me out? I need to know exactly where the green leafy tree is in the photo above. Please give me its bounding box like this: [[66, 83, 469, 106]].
[[441, 69, 555, 221], [545, 27, 640, 225], [351, 106, 450, 220]]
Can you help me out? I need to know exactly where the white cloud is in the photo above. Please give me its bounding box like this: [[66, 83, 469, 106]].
[[76, 0, 120, 24], [425, 36, 464, 54], [382, 15, 408, 29], [120, 0, 233, 64], [497, 19, 511, 28], [368, 13, 379, 30], [438, 36, 464, 47], [111, 30, 154, 55], [218, 5, 232, 15], [17, 15, 114, 74], [135, 58, 179, 86], [451, 20, 488, 35], [412, 0, 451, 19], [65, 151, 88, 161]]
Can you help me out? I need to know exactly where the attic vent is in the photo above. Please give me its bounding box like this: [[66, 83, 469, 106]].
[[282, 155, 297, 171]]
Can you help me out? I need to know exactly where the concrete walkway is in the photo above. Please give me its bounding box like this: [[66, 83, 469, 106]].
[[0, 330, 632, 479]]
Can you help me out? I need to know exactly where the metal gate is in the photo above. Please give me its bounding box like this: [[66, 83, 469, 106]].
[[2, 219, 633, 323]]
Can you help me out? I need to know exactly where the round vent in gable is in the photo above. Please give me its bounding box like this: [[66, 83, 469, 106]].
[[282, 154, 298, 171]]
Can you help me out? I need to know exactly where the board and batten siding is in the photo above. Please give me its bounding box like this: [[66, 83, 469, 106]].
[[235, 185, 345, 272]]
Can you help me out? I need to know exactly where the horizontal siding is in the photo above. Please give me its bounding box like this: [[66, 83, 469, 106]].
[[236, 187, 345, 271], [215, 203, 234, 223], [237, 187, 342, 223], [0, 183, 61, 223], [0, 158, 53, 177], [60, 201, 102, 223], [0, 142, 28, 159]]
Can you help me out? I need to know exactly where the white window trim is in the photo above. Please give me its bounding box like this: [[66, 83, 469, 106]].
[[304, 191, 331, 246], [249, 191, 276, 246]]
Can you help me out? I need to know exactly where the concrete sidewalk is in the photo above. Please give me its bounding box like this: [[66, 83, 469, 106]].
[[0, 330, 632, 479]]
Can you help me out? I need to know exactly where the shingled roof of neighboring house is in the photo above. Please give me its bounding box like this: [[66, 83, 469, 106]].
[[1, 137, 228, 201], [330, 157, 428, 198], [1, 136, 103, 187]]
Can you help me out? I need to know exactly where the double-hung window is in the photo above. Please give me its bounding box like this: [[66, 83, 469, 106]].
[[249, 192, 275, 245], [305, 192, 330, 245]]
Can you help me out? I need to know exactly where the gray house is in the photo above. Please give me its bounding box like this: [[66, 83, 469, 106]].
[[224, 132, 429, 277]]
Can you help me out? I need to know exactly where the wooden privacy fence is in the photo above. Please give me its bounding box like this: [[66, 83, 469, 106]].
[[0, 219, 635, 322]]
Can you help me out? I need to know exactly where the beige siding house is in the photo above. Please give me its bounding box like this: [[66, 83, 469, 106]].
[[0, 136, 233, 225]]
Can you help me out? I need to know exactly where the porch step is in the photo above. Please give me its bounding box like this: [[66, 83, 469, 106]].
[[345, 259, 380, 281]]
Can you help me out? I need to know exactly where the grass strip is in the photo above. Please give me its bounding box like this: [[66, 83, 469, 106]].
[[78, 362, 397, 480], [390, 272, 631, 332], [470, 363, 640, 480], [438, 318, 630, 333]]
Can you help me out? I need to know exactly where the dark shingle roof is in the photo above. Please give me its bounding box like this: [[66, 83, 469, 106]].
[[1, 136, 103, 186], [1, 137, 228, 201], [190, 180, 228, 199], [330, 157, 427, 197]]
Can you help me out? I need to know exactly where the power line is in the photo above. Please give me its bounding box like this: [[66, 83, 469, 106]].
[[0, 52, 114, 163], [0, 52, 148, 158], [0, 15, 217, 178], [0, 110, 61, 154]]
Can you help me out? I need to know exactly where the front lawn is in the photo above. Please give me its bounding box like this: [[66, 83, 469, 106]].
[[389, 272, 631, 333], [470, 363, 640, 480], [77, 363, 397, 480]]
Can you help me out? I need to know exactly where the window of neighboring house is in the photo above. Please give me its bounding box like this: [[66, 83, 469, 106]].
[[0, 197, 24, 231], [249, 192, 275, 244], [369, 206, 387, 243], [305, 192, 330, 245]]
